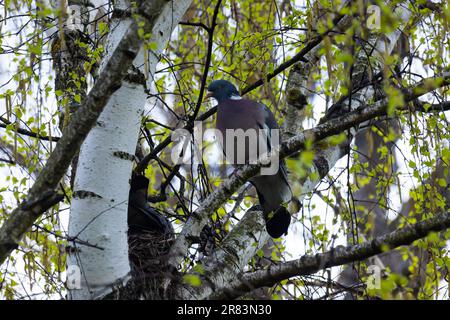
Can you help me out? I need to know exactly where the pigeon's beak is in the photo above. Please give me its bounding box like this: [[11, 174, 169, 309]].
[[204, 91, 214, 102]]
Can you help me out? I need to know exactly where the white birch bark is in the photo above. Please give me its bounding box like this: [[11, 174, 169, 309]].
[[67, 0, 192, 299]]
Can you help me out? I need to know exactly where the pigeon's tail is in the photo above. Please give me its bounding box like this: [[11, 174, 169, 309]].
[[264, 206, 291, 238], [250, 165, 293, 238]]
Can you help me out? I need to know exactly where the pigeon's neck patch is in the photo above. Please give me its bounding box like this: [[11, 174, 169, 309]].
[[230, 94, 242, 100]]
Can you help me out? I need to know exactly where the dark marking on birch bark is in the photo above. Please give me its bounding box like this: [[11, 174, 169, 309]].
[[112, 8, 132, 19], [113, 151, 136, 162], [313, 155, 329, 179], [73, 190, 102, 199], [110, 80, 123, 92], [65, 245, 81, 254], [138, 11, 158, 22], [286, 88, 307, 109], [124, 67, 146, 86], [122, 48, 137, 59]]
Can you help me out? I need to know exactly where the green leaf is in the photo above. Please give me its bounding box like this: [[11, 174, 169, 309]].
[[183, 274, 202, 287], [438, 179, 447, 188]]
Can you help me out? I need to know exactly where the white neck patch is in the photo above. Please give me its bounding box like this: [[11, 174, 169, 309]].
[[230, 94, 242, 100]]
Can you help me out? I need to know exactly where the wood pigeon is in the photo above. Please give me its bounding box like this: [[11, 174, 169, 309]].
[[206, 79, 293, 238], [128, 174, 174, 236]]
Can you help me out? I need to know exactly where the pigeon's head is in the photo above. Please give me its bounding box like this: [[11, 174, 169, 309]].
[[205, 79, 240, 103]]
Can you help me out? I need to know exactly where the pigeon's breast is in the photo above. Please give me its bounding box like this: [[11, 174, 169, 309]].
[[216, 100, 267, 165]]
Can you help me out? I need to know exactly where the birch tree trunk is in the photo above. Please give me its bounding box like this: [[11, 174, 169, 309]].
[[67, 0, 192, 300]]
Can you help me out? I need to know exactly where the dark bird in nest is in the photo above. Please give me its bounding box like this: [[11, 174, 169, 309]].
[[128, 174, 173, 236]]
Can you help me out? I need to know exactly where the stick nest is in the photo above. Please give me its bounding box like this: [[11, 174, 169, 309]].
[[124, 231, 175, 299]]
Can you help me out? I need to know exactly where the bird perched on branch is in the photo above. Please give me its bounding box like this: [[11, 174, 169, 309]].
[[128, 174, 173, 236], [206, 79, 294, 238]]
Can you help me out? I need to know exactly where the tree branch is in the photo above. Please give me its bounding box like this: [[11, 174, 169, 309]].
[[0, 117, 60, 142], [210, 211, 450, 299], [190, 0, 222, 121], [175, 207, 269, 299], [239, 0, 352, 95]]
